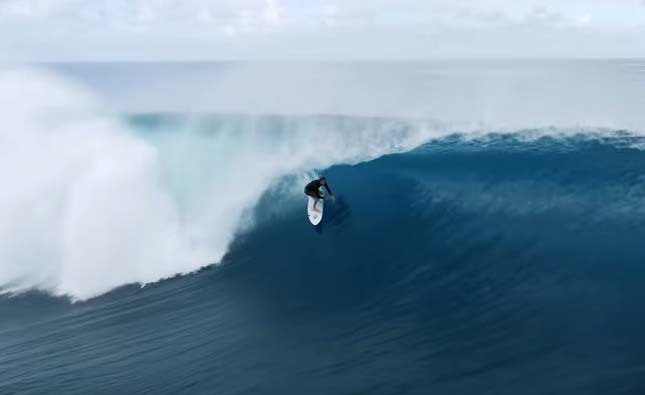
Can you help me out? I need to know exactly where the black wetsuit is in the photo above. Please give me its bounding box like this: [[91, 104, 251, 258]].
[[304, 179, 333, 199]]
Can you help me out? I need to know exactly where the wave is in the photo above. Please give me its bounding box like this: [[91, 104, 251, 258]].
[[3, 63, 645, 394], [0, 68, 447, 300], [1, 66, 644, 301], [3, 127, 645, 393]]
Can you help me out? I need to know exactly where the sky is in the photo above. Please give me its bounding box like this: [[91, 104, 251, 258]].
[[0, 0, 644, 61]]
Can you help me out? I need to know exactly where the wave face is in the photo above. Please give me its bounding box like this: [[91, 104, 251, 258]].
[[3, 133, 645, 394]]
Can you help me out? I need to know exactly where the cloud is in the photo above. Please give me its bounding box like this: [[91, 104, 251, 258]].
[[0, 0, 644, 60], [264, 0, 281, 25], [577, 14, 593, 26]]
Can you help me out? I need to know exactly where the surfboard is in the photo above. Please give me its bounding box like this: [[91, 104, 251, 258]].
[[307, 196, 323, 225]]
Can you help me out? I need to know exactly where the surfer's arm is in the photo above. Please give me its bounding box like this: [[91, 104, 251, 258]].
[[324, 184, 333, 197]]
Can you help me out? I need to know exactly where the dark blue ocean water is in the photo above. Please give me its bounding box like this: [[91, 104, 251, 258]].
[[2, 133, 645, 394]]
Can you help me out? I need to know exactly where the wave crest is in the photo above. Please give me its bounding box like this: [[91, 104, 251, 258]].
[[0, 68, 441, 300]]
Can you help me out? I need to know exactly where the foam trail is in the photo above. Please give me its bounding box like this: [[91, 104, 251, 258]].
[[0, 68, 438, 300]]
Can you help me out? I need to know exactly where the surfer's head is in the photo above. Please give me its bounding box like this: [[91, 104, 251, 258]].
[[320, 177, 327, 184]]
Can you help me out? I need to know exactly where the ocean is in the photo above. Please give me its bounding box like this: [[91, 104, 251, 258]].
[[1, 61, 645, 394]]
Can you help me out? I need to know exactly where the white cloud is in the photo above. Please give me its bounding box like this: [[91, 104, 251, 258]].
[[577, 14, 593, 26], [0, 0, 644, 60], [263, 0, 281, 26], [223, 24, 236, 36], [0, 0, 32, 17], [196, 9, 212, 23]]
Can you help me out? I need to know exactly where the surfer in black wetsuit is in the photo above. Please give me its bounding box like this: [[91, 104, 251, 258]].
[[304, 177, 334, 212]]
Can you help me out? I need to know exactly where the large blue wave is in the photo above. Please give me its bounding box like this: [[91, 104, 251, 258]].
[[2, 132, 645, 394]]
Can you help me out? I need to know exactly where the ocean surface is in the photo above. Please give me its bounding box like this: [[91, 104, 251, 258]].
[[1, 61, 645, 394]]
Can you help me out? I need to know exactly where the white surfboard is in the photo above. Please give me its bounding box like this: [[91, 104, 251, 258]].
[[307, 196, 323, 225]]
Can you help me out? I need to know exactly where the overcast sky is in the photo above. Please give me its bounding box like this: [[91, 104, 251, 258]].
[[1, 0, 644, 61]]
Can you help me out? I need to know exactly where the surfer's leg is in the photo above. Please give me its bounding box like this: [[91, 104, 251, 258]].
[[305, 189, 322, 212]]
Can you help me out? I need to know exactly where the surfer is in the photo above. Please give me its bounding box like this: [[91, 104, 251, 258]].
[[304, 177, 334, 213]]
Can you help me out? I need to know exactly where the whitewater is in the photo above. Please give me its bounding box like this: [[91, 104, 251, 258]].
[[1, 61, 645, 300]]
